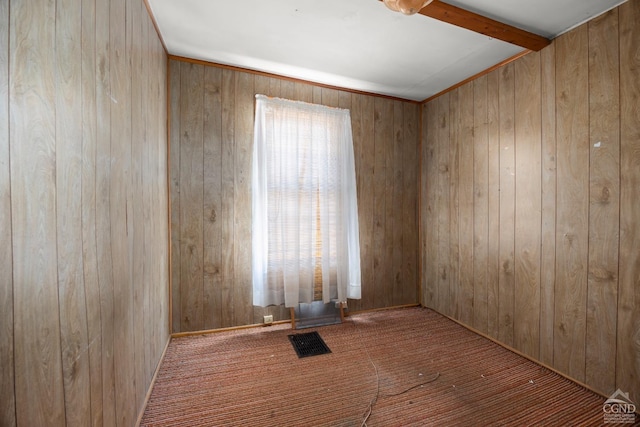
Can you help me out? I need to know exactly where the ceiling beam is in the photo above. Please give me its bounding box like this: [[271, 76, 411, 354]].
[[418, 1, 551, 51]]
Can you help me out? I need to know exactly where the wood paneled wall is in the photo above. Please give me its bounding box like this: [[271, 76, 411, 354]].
[[0, 0, 169, 426], [169, 59, 420, 332], [421, 1, 640, 403]]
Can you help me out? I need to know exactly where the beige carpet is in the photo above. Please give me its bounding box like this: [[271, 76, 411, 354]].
[[141, 307, 624, 426]]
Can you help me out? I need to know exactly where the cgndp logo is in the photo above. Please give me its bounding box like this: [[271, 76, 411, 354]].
[[603, 389, 636, 424]]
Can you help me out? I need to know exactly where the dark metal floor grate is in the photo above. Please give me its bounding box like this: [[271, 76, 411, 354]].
[[288, 331, 332, 358]]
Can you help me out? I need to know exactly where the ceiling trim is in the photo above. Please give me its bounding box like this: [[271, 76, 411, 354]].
[[419, 1, 551, 51], [421, 48, 532, 104], [168, 55, 422, 104]]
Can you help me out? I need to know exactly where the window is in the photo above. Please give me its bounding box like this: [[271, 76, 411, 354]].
[[252, 95, 361, 308]]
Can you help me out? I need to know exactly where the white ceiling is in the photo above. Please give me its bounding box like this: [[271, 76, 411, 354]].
[[148, 0, 625, 102]]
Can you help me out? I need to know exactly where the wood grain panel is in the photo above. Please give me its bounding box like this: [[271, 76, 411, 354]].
[[321, 87, 340, 108], [447, 89, 460, 318], [618, 0, 640, 404], [140, 5, 153, 387], [381, 98, 396, 307], [539, 43, 556, 367], [373, 98, 392, 308], [55, 0, 92, 422], [0, 0, 15, 424], [203, 66, 223, 330], [95, 0, 116, 421], [436, 94, 450, 314], [130, 0, 146, 405], [110, 0, 136, 423], [403, 103, 419, 305], [338, 90, 351, 110], [169, 59, 182, 333], [422, 101, 438, 308], [233, 72, 253, 326], [473, 76, 488, 333], [10, 0, 66, 424], [586, 8, 619, 395], [359, 95, 376, 310], [421, 0, 639, 405], [79, 0, 104, 423], [179, 62, 205, 331], [170, 59, 419, 328], [486, 70, 500, 340], [295, 81, 313, 103], [514, 51, 541, 359], [392, 101, 404, 306], [220, 69, 236, 328], [457, 82, 474, 325], [281, 79, 295, 100], [498, 63, 515, 346], [2, 1, 171, 424], [554, 25, 589, 383]]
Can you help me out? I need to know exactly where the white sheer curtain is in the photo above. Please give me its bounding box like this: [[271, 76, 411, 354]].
[[252, 95, 361, 308]]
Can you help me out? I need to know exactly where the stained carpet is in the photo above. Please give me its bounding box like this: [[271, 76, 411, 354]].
[[141, 307, 625, 426]]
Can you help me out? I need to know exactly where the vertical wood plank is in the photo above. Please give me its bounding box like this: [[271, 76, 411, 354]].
[[312, 86, 322, 105], [169, 60, 181, 332], [514, 51, 542, 359], [321, 87, 340, 108], [436, 94, 451, 314], [295, 81, 313, 103], [220, 69, 236, 328], [554, 25, 589, 382], [618, 0, 640, 404], [233, 72, 253, 326], [422, 101, 438, 308], [498, 63, 515, 346], [360, 95, 375, 310], [448, 89, 460, 318], [373, 98, 393, 308], [203, 66, 223, 330], [338, 90, 351, 110], [150, 18, 170, 382], [140, 4, 153, 388], [403, 103, 419, 304], [10, 0, 66, 423], [0, 0, 15, 423], [458, 82, 474, 325], [179, 62, 205, 332], [391, 101, 404, 306], [6, 0, 169, 421], [486, 69, 501, 340], [585, 9, 620, 395], [281, 80, 295, 101], [269, 77, 282, 99], [129, 0, 146, 406], [95, 0, 116, 420], [473, 76, 489, 333], [110, 0, 135, 422], [80, 0, 105, 423], [55, 0, 92, 422], [539, 43, 557, 366]]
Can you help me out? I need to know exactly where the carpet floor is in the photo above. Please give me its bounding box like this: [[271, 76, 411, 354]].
[[141, 307, 627, 426]]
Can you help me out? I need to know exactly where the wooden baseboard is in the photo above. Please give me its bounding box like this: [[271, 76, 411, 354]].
[[135, 336, 172, 427], [345, 303, 421, 317], [171, 319, 292, 339], [171, 303, 422, 337]]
